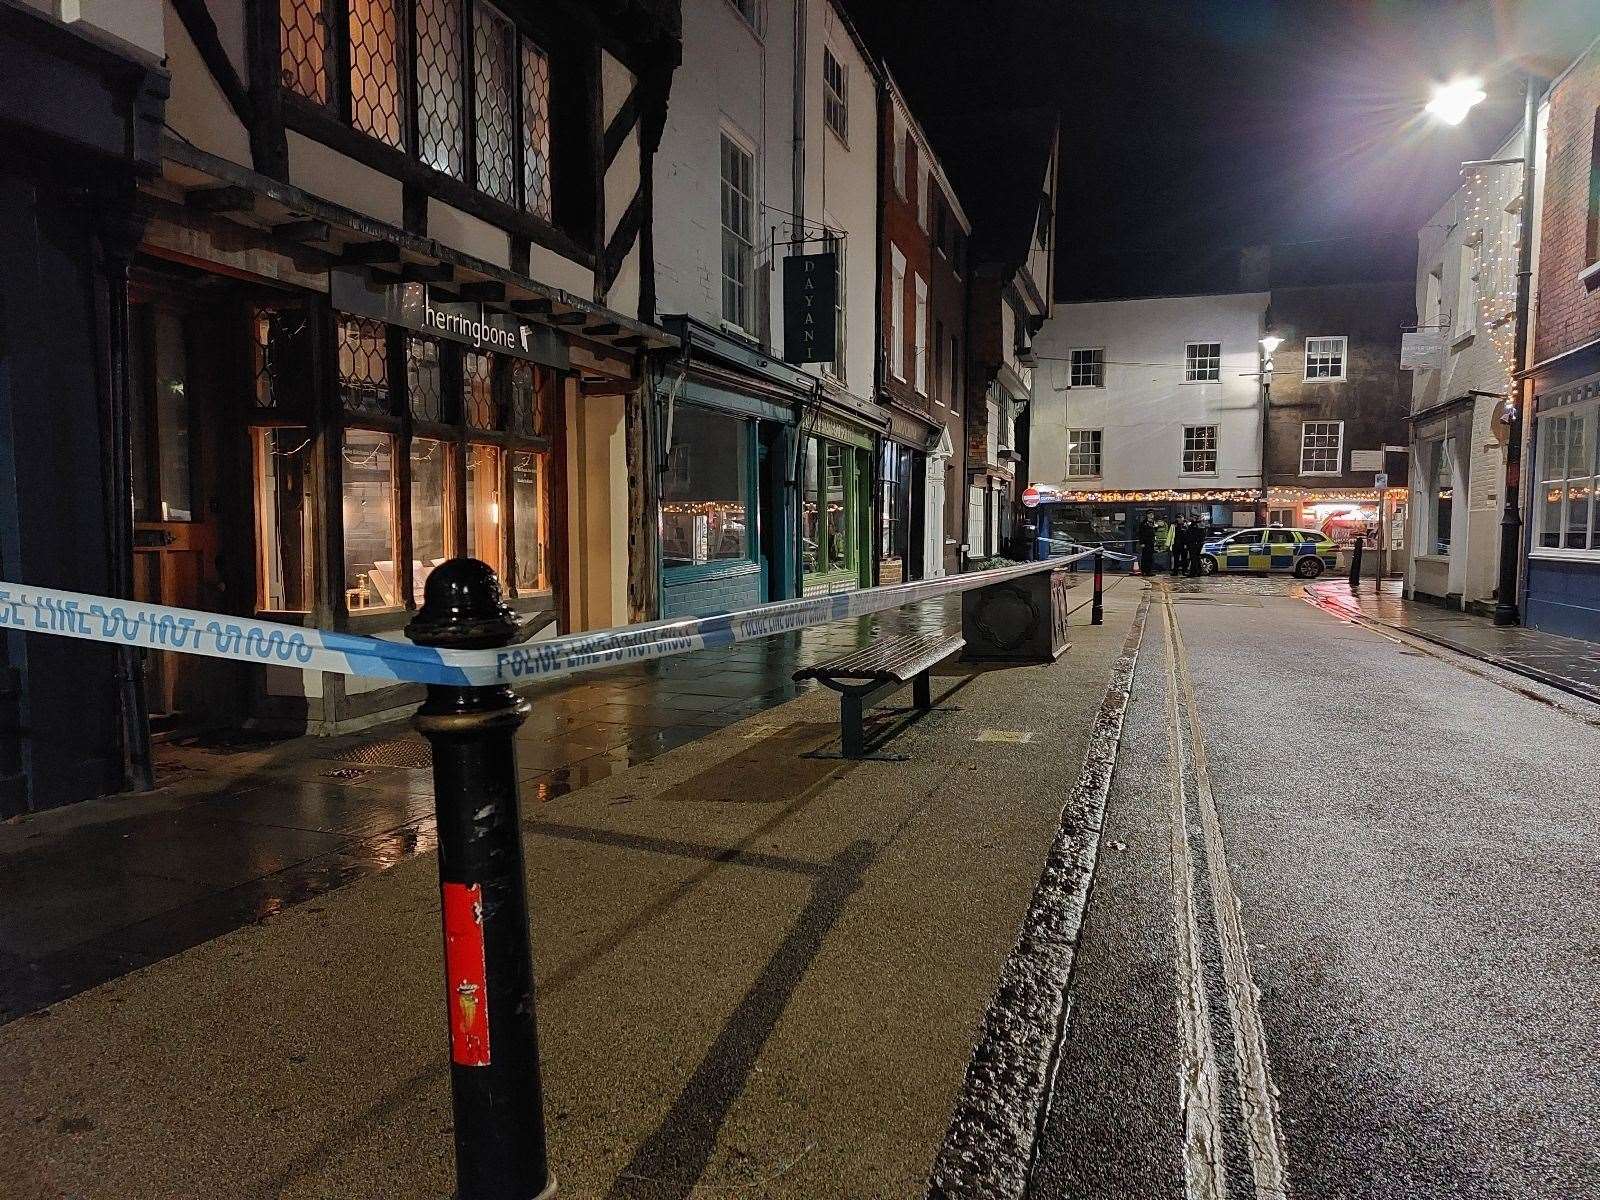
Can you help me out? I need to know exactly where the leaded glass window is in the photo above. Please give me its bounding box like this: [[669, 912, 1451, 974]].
[[463, 351, 501, 430], [407, 337, 444, 422], [281, 0, 329, 103], [473, 3, 517, 205], [415, 0, 465, 179], [337, 317, 391, 415], [521, 41, 553, 220], [349, 0, 403, 147]]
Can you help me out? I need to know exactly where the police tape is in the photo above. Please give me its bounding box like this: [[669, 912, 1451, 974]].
[[0, 551, 1096, 688]]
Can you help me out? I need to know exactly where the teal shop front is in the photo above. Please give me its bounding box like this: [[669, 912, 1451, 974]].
[[655, 319, 807, 618]]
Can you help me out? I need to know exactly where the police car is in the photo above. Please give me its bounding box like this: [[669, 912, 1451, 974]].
[[1199, 527, 1337, 577]]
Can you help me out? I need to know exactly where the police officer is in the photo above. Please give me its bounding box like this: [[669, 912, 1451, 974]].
[[1184, 516, 1205, 577], [1136, 514, 1157, 577], [1171, 514, 1189, 576]]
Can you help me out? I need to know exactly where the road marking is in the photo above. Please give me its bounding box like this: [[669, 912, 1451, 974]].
[[1160, 603, 1232, 1200], [1164, 595, 1292, 1200]]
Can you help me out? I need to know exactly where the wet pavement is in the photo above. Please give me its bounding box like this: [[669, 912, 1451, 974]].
[[1307, 579, 1600, 703], [0, 597, 963, 1024], [1028, 581, 1600, 1199]]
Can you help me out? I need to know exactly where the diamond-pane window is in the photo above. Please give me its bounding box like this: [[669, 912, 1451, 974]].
[[473, 4, 517, 205], [349, 0, 403, 148], [521, 40, 553, 220], [407, 337, 444, 422], [415, 0, 465, 179], [464, 351, 501, 430], [253, 309, 312, 409], [281, 0, 329, 103], [338, 317, 391, 415]]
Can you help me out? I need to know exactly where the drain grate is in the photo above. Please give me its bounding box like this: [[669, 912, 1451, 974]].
[[334, 738, 434, 769], [321, 766, 377, 782]]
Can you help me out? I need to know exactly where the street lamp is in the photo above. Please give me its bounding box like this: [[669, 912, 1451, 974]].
[[1425, 77, 1488, 125], [1421, 72, 1539, 624], [1257, 334, 1280, 522]]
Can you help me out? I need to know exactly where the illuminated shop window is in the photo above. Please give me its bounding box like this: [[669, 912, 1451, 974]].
[[253, 427, 315, 612], [662, 406, 749, 569], [341, 429, 399, 610], [410, 438, 454, 598], [466, 443, 504, 576], [512, 449, 550, 593]]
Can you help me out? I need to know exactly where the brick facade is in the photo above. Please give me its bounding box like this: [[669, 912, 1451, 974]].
[[1532, 41, 1600, 364]]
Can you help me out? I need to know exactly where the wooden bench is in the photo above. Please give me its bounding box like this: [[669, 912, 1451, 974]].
[[793, 630, 965, 759]]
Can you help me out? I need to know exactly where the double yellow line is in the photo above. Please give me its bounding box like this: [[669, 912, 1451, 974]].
[[1160, 588, 1291, 1200]]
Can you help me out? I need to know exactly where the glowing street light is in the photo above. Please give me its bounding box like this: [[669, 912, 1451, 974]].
[[1425, 77, 1487, 125], [1259, 334, 1283, 356]]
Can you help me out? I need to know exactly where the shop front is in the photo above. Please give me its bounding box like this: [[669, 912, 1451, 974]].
[[121, 146, 672, 737], [1032, 489, 1261, 565], [654, 318, 809, 619], [800, 411, 879, 596], [877, 407, 940, 585], [1267, 487, 1407, 567], [1522, 365, 1600, 642]]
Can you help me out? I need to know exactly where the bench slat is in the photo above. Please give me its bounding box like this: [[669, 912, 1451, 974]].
[[794, 631, 964, 686]]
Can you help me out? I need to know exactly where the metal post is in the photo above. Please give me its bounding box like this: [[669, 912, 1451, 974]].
[[1493, 71, 1541, 627], [1091, 548, 1104, 626], [407, 559, 553, 1200], [1348, 535, 1364, 592]]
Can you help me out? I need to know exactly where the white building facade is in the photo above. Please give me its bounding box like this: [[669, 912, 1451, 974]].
[[1404, 126, 1528, 612], [1028, 292, 1271, 547]]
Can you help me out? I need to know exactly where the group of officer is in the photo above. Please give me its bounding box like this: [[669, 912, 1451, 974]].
[[1136, 513, 1207, 578]]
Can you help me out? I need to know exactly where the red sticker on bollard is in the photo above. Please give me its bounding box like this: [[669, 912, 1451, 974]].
[[442, 882, 491, 1067]]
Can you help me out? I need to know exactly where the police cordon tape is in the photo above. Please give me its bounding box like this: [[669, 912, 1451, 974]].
[[0, 549, 1097, 689]]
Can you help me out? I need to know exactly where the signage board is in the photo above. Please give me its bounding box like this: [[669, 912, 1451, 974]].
[[1400, 329, 1447, 371], [1373, 471, 1389, 490], [782, 252, 838, 365], [330, 269, 570, 371], [1350, 449, 1386, 472]]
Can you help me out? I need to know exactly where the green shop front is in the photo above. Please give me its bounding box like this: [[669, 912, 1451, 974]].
[[799, 406, 880, 596]]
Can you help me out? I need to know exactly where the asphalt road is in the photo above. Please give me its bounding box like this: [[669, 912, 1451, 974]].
[[1027, 581, 1600, 1200]]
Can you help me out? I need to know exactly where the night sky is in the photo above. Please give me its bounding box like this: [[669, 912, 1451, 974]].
[[845, 0, 1599, 299]]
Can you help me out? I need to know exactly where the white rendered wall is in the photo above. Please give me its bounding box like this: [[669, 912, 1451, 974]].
[[1030, 292, 1270, 492]]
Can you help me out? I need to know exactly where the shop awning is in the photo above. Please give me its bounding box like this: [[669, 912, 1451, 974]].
[[143, 136, 678, 362]]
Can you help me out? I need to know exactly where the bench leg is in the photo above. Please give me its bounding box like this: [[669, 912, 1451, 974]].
[[841, 692, 866, 759], [913, 670, 932, 712]]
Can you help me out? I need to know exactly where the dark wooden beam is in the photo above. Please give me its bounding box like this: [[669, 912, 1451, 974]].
[[549, 311, 590, 326], [341, 241, 403, 265], [171, 0, 253, 130], [600, 184, 646, 291], [585, 322, 622, 338], [510, 298, 554, 317], [400, 262, 455, 283], [456, 281, 506, 302], [186, 185, 257, 213], [272, 219, 332, 243], [614, 335, 649, 349], [602, 85, 641, 167]]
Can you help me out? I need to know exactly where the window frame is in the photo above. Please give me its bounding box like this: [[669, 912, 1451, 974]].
[[889, 245, 907, 381], [1303, 335, 1348, 383], [719, 126, 758, 336], [822, 45, 848, 145], [1183, 341, 1222, 384], [1181, 424, 1219, 475], [912, 273, 929, 395], [1530, 394, 1600, 560], [1299, 420, 1345, 477], [1065, 428, 1102, 478], [274, 0, 579, 260], [1067, 347, 1104, 389]]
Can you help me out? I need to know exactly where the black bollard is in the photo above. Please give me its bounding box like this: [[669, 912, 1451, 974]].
[[1092, 548, 1104, 626], [407, 559, 553, 1200], [1348, 535, 1364, 592]]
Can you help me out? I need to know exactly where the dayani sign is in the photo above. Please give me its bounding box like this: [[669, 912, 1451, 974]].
[[330, 269, 571, 371], [782, 251, 837, 365]]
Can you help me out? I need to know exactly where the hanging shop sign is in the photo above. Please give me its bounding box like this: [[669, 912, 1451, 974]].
[[1350, 449, 1386, 472], [330, 269, 570, 371], [781, 252, 838, 365], [1400, 329, 1447, 372]]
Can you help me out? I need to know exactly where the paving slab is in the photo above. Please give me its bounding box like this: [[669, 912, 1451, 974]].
[[0, 587, 1143, 1200]]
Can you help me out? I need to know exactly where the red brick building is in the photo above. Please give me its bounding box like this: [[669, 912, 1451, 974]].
[[875, 77, 970, 581], [1522, 38, 1600, 641]]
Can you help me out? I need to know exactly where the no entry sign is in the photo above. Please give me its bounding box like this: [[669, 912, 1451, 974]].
[[1022, 486, 1042, 508]]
